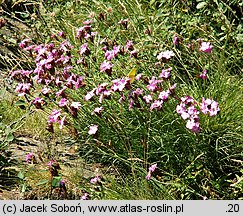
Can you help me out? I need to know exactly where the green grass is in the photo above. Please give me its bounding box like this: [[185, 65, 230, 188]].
[[0, 0, 242, 199]]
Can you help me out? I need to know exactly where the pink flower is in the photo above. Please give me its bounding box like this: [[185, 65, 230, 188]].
[[150, 100, 163, 110], [200, 69, 208, 80], [146, 163, 157, 180], [176, 96, 201, 133], [59, 98, 69, 107], [59, 40, 74, 52], [149, 164, 157, 172], [176, 103, 186, 115], [102, 46, 108, 51], [186, 119, 200, 133], [56, 87, 67, 97], [48, 109, 61, 123], [181, 95, 194, 105], [91, 107, 104, 115], [132, 88, 143, 97], [173, 35, 180, 45], [66, 75, 76, 88], [76, 26, 86, 39], [71, 102, 81, 110], [42, 87, 51, 95], [119, 94, 125, 104], [200, 98, 220, 116], [69, 102, 81, 118], [59, 179, 67, 186], [147, 76, 162, 92], [105, 50, 115, 60], [100, 60, 113, 75], [88, 124, 98, 135], [130, 49, 138, 58], [113, 45, 120, 55], [146, 172, 152, 180], [105, 46, 120, 60], [26, 152, 34, 163], [159, 67, 172, 79], [187, 105, 199, 117], [126, 40, 134, 51], [83, 20, 93, 25], [84, 90, 95, 101], [135, 73, 142, 80], [118, 19, 129, 28], [199, 42, 213, 53], [128, 99, 135, 111], [95, 83, 108, 95], [118, 18, 129, 24], [90, 175, 101, 184], [19, 39, 30, 49], [32, 97, 45, 108], [58, 31, 65, 38], [158, 90, 170, 101], [75, 76, 85, 89], [81, 192, 89, 200], [143, 95, 153, 104], [15, 83, 31, 96], [48, 159, 56, 167], [157, 50, 175, 60], [111, 78, 130, 92], [80, 43, 90, 55]]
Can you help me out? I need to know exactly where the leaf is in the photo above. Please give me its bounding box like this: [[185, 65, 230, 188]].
[[150, 0, 156, 6], [127, 68, 137, 83], [39, 169, 49, 173], [7, 133, 14, 142], [36, 179, 49, 186], [52, 176, 62, 187], [18, 172, 24, 180], [21, 184, 26, 193], [196, 2, 207, 9], [15, 100, 26, 109], [15, 100, 26, 106]]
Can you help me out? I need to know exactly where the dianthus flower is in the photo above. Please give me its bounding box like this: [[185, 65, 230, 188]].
[[88, 124, 98, 135], [173, 35, 180, 45], [143, 94, 153, 104], [84, 89, 95, 101], [126, 40, 134, 51], [58, 98, 69, 107], [176, 96, 201, 133], [159, 67, 172, 79], [91, 107, 104, 115], [200, 98, 220, 116], [90, 175, 101, 184], [147, 76, 162, 92], [150, 100, 163, 110], [26, 152, 34, 163], [146, 164, 157, 180], [200, 69, 208, 80], [80, 43, 90, 56], [32, 97, 45, 108], [199, 42, 213, 53], [100, 60, 113, 75], [111, 78, 130, 92], [71, 102, 81, 110], [48, 109, 61, 124], [158, 90, 170, 101], [157, 50, 175, 60], [81, 192, 89, 200]]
